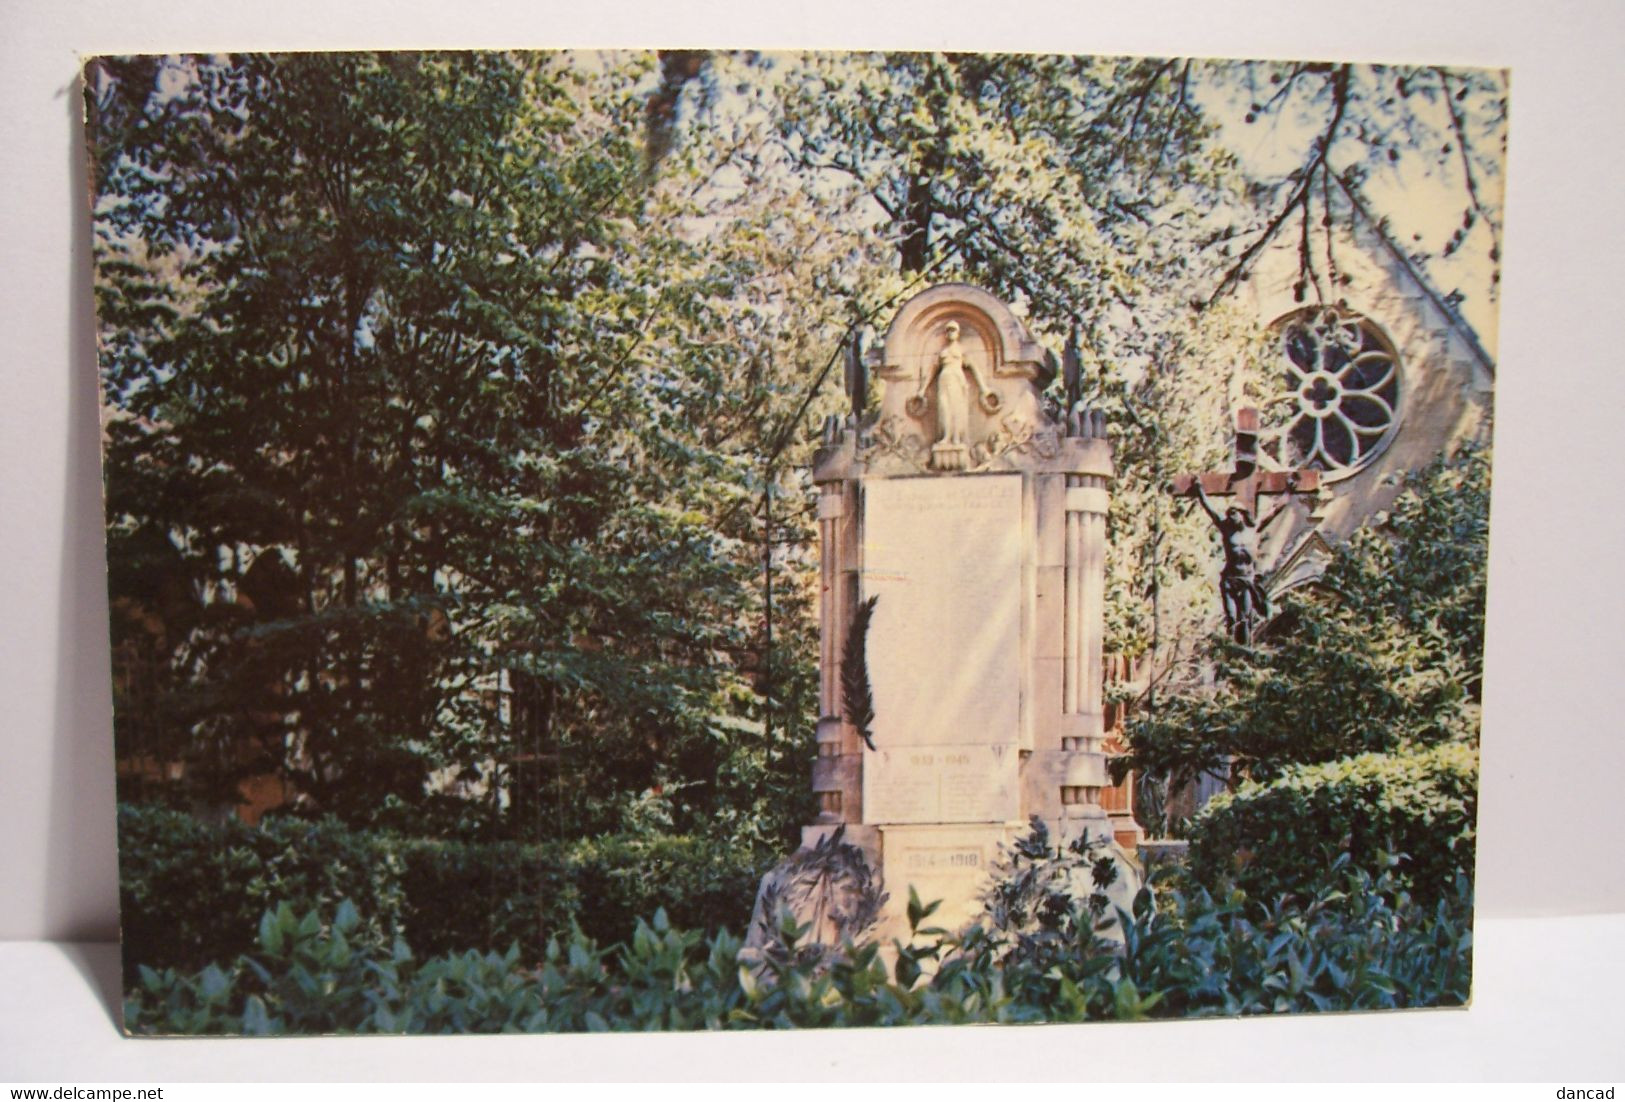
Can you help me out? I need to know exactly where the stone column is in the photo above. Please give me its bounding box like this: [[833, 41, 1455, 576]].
[[811, 438, 861, 825], [1057, 411, 1111, 837]]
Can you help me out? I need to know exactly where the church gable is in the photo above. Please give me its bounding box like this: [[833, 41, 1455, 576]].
[[1224, 176, 1496, 589]]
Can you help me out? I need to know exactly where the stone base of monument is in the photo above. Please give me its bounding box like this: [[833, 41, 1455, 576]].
[[870, 822, 1016, 942], [779, 813, 1140, 948]]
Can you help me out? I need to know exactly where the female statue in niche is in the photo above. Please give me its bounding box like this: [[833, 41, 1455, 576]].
[[910, 320, 999, 469]]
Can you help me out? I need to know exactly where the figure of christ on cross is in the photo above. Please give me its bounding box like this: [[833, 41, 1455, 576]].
[[1171, 408, 1321, 645]]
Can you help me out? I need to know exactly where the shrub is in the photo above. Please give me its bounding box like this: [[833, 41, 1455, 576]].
[[980, 817, 1134, 965], [118, 803, 772, 977], [1184, 741, 1478, 906], [1118, 446, 1488, 796], [1106, 862, 1473, 1019], [394, 832, 772, 960], [117, 804, 406, 985], [124, 859, 1474, 1035]]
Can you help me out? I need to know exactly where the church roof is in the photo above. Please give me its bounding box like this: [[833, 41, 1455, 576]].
[[1333, 174, 1498, 381]]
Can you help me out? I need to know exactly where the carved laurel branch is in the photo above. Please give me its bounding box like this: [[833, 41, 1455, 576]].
[[841, 595, 878, 752], [863, 414, 928, 468]]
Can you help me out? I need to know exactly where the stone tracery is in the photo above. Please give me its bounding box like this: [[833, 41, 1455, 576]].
[[1269, 306, 1401, 477]]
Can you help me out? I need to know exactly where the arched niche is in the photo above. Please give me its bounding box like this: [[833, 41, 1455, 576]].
[[863, 284, 1062, 474], [876, 282, 1050, 385]]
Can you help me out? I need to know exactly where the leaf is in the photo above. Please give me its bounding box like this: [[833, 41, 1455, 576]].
[[241, 995, 275, 1037], [199, 964, 228, 1000], [258, 910, 283, 956], [905, 886, 941, 934], [895, 950, 920, 989]]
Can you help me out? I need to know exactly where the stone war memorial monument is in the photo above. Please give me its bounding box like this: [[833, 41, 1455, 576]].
[[751, 284, 1135, 948]]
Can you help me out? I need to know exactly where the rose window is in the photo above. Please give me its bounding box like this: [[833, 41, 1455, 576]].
[[1268, 307, 1401, 477]]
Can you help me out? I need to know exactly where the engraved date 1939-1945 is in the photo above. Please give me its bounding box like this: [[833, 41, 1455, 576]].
[[908, 753, 970, 768]]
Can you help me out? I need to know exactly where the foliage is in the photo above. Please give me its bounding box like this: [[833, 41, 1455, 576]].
[[1119, 602, 1475, 792], [1320, 446, 1492, 700], [1117, 447, 1489, 790], [117, 803, 406, 987], [399, 830, 771, 963], [1096, 301, 1278, 669], [117, 803, 771, 980], [1186, 741, 1478, 908], [88, 51, 848, 838], [753, 52, 1227, 309], [124, 856, 1473, 1035], [981, 817, 1125, 962]]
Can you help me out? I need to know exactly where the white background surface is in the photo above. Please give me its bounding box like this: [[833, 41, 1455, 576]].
[[2, 0, 1621, 1081]]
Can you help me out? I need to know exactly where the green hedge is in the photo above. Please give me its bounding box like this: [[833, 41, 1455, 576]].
[[117, 804, 772, 980], [1185, 741, 1478, 906], [394, 832, 771, 961], [117, 806, 406, 985], [124, 863, 1474, 1034]]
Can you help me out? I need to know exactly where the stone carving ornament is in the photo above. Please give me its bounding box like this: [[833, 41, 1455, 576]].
[[974, 411, 1060, 467], [866, 412, 929, 468], [743, 827, 887, 957], [850, 285, 1061, 475]]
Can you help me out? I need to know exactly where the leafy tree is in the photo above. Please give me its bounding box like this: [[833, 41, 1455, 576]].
[[1320, 446, 1491, 697], [1115, 447, 1488, 791], [90, 52, 827, 835]]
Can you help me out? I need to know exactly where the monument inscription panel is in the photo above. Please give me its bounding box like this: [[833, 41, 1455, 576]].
[[876, 824, 1012, 933], [865, 746, 1019, 824], [862, 474, 1023, 824]]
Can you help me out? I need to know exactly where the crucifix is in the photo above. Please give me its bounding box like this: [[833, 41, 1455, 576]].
[[1172, 408, 1321, 644]]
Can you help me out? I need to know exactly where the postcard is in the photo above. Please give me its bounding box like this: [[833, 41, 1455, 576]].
[[87, 50, 1500, 1034]]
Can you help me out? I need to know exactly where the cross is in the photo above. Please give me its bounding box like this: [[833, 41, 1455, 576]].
[[1171, 408, 1321, 518]]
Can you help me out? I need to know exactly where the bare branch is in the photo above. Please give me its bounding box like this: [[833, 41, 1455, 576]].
[[1206, 65, 1350, 307], [1435, 67, 1503, 253]]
